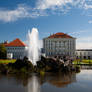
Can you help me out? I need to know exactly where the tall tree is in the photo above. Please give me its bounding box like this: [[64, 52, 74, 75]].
[[0, 44, 7, 59]]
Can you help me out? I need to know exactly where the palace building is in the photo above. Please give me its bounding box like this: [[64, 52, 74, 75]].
[[4, 38, 26, 59], [43, 32, 76, 57], [76, 49, 92, 59]]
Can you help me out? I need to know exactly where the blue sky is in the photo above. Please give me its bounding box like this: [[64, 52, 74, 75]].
[[0, 0, 92, 49]]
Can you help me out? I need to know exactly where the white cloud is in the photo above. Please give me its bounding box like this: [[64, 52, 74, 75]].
[[0, 5, 29, 22], [36, 0, 92, 12], [36, 0, 73, 10], [83, 0, 92, 9], [76, 36, 92, 49], [35, 0, 92, 18], [0, 4, 47, 22], [36, 0, 92, 10], [68, 30, 92, 49], [88, 20, 92, 23], [0, 0, 92, 22], [84, 3, 92, 9], [69, 30, 87, 36]]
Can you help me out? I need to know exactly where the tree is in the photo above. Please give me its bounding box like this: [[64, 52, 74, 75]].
[[0, 44, 7, 59]]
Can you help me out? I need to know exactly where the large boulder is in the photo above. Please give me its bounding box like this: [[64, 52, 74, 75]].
[[7, 56, 34, 74], [36, 56, 64, 72]]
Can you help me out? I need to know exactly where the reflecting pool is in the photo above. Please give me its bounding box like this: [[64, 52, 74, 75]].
[[0, 70, 92, 92]]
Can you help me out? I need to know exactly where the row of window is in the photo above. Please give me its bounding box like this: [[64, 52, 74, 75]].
[[7, 47, 25, 50], [46, 51, 75, 56], [76, 52, 92, 56], [13, 55, 23, 59], [76, 56, 91, 59], [44, 43, 75, 49], [44, 40, 74, 44], [45, 46, 75, 50], [7, 52, 24, 55]]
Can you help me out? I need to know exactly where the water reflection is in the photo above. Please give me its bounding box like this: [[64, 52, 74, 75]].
[[26, 72, 76, 92], [0, 74, 27, 92], [1, 70, 92, 92], [0, 72, 77, 92], [27, 75, 40, 92], [43, 72, 76, 88]]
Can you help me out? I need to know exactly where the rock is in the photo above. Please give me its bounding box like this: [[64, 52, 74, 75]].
[[7, 57, 34, 74]]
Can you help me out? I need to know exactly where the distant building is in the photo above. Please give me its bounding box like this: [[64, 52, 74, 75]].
[[7, 53, 13, 59], [41, 48, 46, 57], [5, 38, 26, 59], [43, 32, 76, 57], [76, 49, 92, 59]]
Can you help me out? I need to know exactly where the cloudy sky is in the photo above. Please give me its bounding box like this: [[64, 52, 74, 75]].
[[0, 0, 92, 49]]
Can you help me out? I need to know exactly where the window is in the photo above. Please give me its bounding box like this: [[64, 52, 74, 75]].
[[76, 56, 79, 59], [88, 56, 90, 59], [84, 56, 86, 59]]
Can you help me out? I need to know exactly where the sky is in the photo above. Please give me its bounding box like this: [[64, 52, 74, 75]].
[[0, 0, 92, 49]]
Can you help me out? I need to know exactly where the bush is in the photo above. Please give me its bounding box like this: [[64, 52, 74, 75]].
[[0, 64, 8, 74], [7, 57, 34, 74], [0, 44, 7, 59]]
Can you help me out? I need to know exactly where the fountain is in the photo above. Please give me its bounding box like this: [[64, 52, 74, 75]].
[[26, 28, 41, 65]]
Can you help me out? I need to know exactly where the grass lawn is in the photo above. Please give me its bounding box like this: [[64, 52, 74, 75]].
[[0, 59, 16, 64], [73, 59, 92, 64]]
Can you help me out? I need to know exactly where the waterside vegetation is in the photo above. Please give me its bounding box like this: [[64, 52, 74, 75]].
[[73, 59, 92, 64], [0, 56, 80, 75], [0, 59, 16, 64]]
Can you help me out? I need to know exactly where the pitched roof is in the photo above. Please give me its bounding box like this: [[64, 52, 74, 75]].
[[47, 32, 74, 39], [5, 38, 26, 47]]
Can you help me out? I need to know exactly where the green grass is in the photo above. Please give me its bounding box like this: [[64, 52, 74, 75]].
[[73, 59, 92, 64], [0, 59, 16, 64]]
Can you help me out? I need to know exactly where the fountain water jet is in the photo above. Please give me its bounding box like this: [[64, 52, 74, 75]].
[[27, 28, 41, 65]]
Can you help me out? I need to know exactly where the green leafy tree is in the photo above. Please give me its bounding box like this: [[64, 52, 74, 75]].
[[0, 44, 7, 59]]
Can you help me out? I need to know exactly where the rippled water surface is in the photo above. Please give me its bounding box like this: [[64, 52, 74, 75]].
[[0, 70, 92, 92]]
